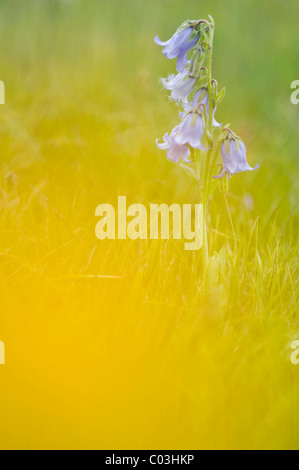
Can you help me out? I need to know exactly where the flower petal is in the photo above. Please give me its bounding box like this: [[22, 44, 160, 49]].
[[175, 113, 204, 149], [162, 70, 195, 102], [215, 141, 259, 178], [155, 28, 199, 72], [156, 138, 169, 150], [176, 52, 188, 73], [154, 35, 172, 47], [156, 126, 191, 163], [167, 142, 191, 162], [161, 28, 193, 59]]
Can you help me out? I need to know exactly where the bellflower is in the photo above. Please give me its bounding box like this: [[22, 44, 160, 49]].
[[156, 126, 191, 163], [155, 27, 199, 73], [155, 16, 259, 259], [174, 89, 221, 150], [182, 89, 221, 127], [214, 140, 259, 179], [161, 69, 196, 103], [174, 112, 205, 150]]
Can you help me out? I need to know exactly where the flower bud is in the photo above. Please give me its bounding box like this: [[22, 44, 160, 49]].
[[188, 48, 204, 79]]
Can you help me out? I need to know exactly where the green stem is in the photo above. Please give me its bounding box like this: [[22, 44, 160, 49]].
[[207, 141, 221, 194], [201, 25, 215, 270], [207, 27, 214, 135], [201, 196, 209, 270], [201, 26, 215, 201]]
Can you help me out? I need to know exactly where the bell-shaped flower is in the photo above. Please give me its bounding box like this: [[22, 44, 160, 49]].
[[161, 69, 196, 103], [155, 27, 199, 73], [214, 140, 259, 179], [182, 89, 221, 127], [174, 111, 205, 150], [156, 126, 191, 163]]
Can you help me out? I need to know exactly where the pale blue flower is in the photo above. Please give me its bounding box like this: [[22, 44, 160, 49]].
[[214, 140, 259, 179], [174, 89, 221, 150], [174, 112, 205, 149], [182, 89, 221, 127], [156, 126, 191, 162], [155, 27, 199, 73], [161, 69, 196, 102]]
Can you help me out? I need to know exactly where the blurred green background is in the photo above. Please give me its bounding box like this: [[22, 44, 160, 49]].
[[1, 0, 299, 217]]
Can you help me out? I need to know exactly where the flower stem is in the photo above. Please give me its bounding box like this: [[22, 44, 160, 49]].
[[201, 194, 209, 271], [207, 26, 214, 135], [200, 24, 215, 270]]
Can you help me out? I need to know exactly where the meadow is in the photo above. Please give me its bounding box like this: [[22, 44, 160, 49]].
[[0, 0, 298, 449]]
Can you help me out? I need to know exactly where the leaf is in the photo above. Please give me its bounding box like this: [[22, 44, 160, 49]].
[[179, 164, 201, 186], [216, 87, 226, 104], [207, 178, 219, 199], [208, 15, 215, 26], [191, 76, 208, 90]]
